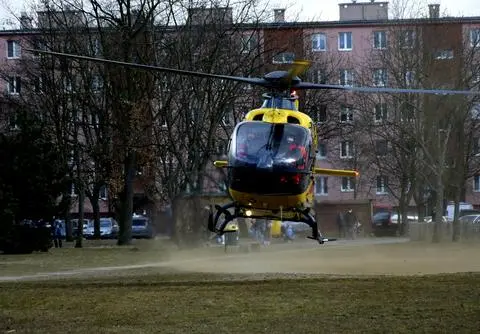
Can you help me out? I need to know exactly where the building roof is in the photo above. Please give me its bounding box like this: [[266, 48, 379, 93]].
[[0, 14, 480, 36]]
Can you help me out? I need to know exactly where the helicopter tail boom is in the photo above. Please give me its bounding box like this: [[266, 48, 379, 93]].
[[313, 167, 359, 177]]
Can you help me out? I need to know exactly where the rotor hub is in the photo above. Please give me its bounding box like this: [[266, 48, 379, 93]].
[[263, 71, 302, 90]]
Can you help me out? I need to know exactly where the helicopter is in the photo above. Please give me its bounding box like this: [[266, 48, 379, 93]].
[[26, 49, 480, 244]]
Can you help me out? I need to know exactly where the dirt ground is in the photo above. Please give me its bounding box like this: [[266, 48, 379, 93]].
[[1, 237, 479, 282]]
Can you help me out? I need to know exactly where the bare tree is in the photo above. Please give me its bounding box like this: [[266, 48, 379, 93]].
[[355, 3, 480, 242], [149, 1, 273, 245]]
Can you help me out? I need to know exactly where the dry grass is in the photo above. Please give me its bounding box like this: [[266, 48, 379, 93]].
[[0, 272, 479, 333], [0, 239, 479, 333]]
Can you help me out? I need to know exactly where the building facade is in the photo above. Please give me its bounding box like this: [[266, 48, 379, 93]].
[[1, 2, 480, 216]]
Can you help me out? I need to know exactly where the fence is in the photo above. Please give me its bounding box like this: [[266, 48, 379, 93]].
[[409, 222, 480, 242]]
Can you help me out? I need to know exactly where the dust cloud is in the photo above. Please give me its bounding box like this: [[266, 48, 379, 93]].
[[157, 238, 480, 277], [1, 238, 479, 281]]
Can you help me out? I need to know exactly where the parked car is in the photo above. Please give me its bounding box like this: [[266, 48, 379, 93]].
[[84, 218, 119, 239], [0, 220, 53, 254], [422, 216, 450, 223], [458, 214, 480, 234], [71, 219, 90, 237], [371, 212, 417, 236], [372, 212, 397, 236], [131, 215, 155, 239]]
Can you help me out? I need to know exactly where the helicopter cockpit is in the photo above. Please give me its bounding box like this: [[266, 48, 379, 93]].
[[228, 121, 312, 195]]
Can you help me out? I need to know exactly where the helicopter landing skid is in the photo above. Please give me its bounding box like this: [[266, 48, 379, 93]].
[[208, 203, 332, 245], [300, 209, 330, 245], [207, 203, 237, 236]]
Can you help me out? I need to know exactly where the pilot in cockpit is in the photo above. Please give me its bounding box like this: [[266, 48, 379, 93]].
[[285, 135, 307, 169], [237, 131, 259, 159]]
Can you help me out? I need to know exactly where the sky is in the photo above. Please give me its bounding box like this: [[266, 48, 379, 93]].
[[0, 0, 479, 26]]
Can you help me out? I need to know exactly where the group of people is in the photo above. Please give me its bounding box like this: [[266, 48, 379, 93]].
[[336, 209, 361, 239], [249, 219, 272, 246]]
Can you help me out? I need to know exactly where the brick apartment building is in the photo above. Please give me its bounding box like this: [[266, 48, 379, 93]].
[[1, 1, 480, 217]]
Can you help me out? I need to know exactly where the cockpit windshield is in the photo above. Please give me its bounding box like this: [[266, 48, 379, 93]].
[[231, 122, 311, 172], [261, 97, 297, 110]]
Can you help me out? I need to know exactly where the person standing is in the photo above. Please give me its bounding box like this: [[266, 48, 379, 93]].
[[53, 221, 63, 248], [263, 220, 272, 246], [336, 212, 346, 238], [344, 209, 358, 240]]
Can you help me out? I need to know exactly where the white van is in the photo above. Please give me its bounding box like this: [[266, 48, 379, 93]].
[[446, 202, 473, 221]]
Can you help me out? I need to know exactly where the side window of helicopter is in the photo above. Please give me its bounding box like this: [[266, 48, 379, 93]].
[[226, 138, 232, 156]]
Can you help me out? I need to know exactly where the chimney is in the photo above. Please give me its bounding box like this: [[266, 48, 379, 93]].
[[20, 12, 32, 29], [274, 9, 285, 23], [428, 4, 440, 18]]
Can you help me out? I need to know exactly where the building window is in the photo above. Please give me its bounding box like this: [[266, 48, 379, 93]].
[[471, 103, 480, 120], [312, 33, 327, 51], [470, 29, 480, 47], [474, 175, 480, 192], [373, 31, 387, 49], [338, 32, 352, 50], [400, 30, 415, 49], [92, 75, 103, 92], [314, 104, 327, 123], [7, 40, 21, 58], [312, 70, 327, 84], [92, 38, 102, 56], [315, 176, 328, 195], [70, 183, 78, 197], [401, 102, 415, 121], [340, 141, 353, 158], [241, 34, 257, 54], [34, 75, 45, 93], [341, 177, 355, 192], [376, 176, 388, 194], [473, 137, 480, 156], [317, 142, 327, 159], [434, 49, 454, 60], [63, 77, 73, 92], [405, 71, 415, 87], [373, 69, 387, 87], [374, 103, 387, 123], [99, 185, 108, 200], [339, 69, 354, 86], [375, 140, 388, 156], [7, 76, 21, 94], [272, 52, 295, 64], [8, 111, 18, 130], [340, 105, 353, 123]]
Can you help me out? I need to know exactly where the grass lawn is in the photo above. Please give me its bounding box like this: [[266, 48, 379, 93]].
[[0, 273, 479, 333]]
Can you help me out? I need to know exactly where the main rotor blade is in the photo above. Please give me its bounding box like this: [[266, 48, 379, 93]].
[[295, 82, 480, 95], [25, 49, 269, 87], [285, 59, 311, 83]]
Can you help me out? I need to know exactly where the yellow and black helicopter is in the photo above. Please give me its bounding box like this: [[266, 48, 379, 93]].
[[28, 49, 480, 244]]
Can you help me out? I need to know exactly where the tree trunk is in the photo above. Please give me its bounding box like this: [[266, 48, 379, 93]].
[[64, 195, 73, 242], [452, 191, 461, 242], [399, 186, 408, 236], [117, 150, 135, 246], [432, 183, 444, 243], [91, 194, 101, 239], [75, 186, 85, 248]]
